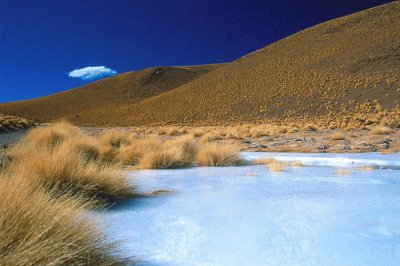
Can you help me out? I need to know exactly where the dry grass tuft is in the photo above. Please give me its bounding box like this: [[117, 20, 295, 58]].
[[255, 157, 300, 171], [370, 125, 393, 135], [335, 169, 352, 175], [192, 128, 206, 137], [22, 121, 82, 149], [98, 129, 131, 148], [249, 126, 270, 138], [139, 150, 187, 169], [0, 113, 35, 132], [268, 162, 286, 172], [200, 132, 223, 142], [139, 136, 197, 169], [7, 123, 135, 201], [0, 123, 135, 264], [158, 127, 188, 136], [0, 174, 128, 265], [196, 144, 241, 166], [9, 144, 134, 201], [63, 136, 103, 161], [118, 138, 161, 165], [303, 124, 319, 132], [358, 165, 375, 171], [254, 157, 277, 165], [330, 132, 346, 140]]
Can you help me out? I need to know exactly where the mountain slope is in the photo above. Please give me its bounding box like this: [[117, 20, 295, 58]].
[[0, 64, 223, 123], [107, 1, 399, 126], [1, 2, 399, 126]]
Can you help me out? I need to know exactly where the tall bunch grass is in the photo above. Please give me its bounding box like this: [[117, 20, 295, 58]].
[[0, 174, 128, 265]]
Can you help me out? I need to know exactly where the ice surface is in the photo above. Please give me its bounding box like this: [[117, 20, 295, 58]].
[[103, 152, 400, 266]]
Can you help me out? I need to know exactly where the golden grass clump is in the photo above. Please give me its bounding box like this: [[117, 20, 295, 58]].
[[0, 175, 127, 265], [302, 124, 319, 132], [268, 162, 286, 172], [192, 128, 206, 137], [118, 138, 161, 165], [224, 129, 242, 139], [248, 126, 270, 138], [157, 127, 188, 136], [63, 136, 103, 161], [22, 121, 82, 149], [254, 157, 277, 165], [370, 125, 393, 135], [335, 169, 352, 175], [7, 123, 135, 201], [196, 144, 242, 166], [9, 143, 134, 201], [358, 165, 375, 171], [200, 132, 223, 142], [330, 132, 346, 140], [140, 150, 187, 169], [139, 136, 197, 169], [98, 129, 131, 148], [0, 113, 35, 132], [254, 157, 286, 172], [167, 127, 188, 136]]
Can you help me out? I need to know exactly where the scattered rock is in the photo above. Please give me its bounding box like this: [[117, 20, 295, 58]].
[[370, 145, 377, 152], [339, 145, 352, 151], [250, 143, 267, 149], [381, 141, 390, 149], [318, 145, 329, 150]]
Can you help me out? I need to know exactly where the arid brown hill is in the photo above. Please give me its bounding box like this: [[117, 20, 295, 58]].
[[1, 2, 399, 126], [0, 64, 223, 124]]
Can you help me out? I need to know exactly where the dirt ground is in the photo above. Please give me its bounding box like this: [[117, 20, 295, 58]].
[[231, 130, 399, 154], [81, 127, 400, 154], [0, 129, 27, 147], [1, 126, 398, 155]]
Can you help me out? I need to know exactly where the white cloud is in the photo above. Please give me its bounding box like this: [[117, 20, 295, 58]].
[[68, 66, 117, 80]]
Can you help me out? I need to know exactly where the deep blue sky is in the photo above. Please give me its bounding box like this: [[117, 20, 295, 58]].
[[0, 0, 394, 103]]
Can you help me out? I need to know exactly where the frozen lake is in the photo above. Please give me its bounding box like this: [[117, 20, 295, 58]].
[[104, 152, 400, 266]]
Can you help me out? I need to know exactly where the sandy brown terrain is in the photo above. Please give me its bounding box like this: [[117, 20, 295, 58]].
[[0, 2, 398, 128], [0, 64, 223, 124], [79, 125, 400, 154], [237, 130, 400, 154]]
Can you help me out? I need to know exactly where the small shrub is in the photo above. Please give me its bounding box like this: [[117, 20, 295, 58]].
[[196, 144, 241, 166], [98, 129, 131, 148], [23, 121, 82, 149], [118, 138, 161, 165], [358, 165, 375, 171], [335, 169, 352, 175], [370, 125, 393, 135], [139, 136, 197, 169], [9, 141, 135, 202], [192, 129, 205, 137], [303, 124, 319, 132], [0, 174, 128, 265], [200, 132, 223, 142], [167, 127, 188, 136], [249, 126, 269, 138], [224, 129, 242, 139], [254, 157, 277, 165], [268, 162, 286, 172], [330, 132, 346, 140]]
